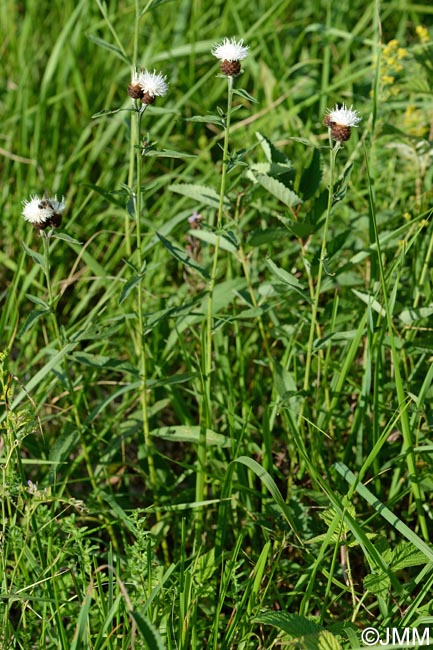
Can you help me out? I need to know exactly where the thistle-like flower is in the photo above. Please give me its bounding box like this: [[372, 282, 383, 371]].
[[212, 37, 249, 76], [128, 67, 168, 105], [323, 104, 362, 142], [22, 194, 65, 230]]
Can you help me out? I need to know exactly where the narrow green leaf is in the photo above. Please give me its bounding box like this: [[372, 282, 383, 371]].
[[334, 462, 433, 563], [156, 232, 209, 279], [82, 182, 127, 205], [288, 136, 317, 147], [266, 258, 312, 303], [150, 425, 231, 447], [25, 294, 49, 309], [91, 107, 126, 119], [86, 34, 129, 63], [119, 274, 143, 305], [52, 232, 82, 245], [152, 372, 195, 387], [232, 87, 258, 103], [48, 429, 80, 481], [72, 351, 138, 375], [130, 611, 166, 650], [233, 456, 300, 539], [332, 163, 353, 205], [248, 541, 271, 613], [168, 183, 230, 209], [190, 229, 238, 253], [21, 241, 46, 269], [72, 319, 127, 342], [70, 594, 93, 650], [235, 307, 264, 319], [187, 115, 224, 126], [86, 384, 138, 424], [145, 149, 197, 159], [274, 362, 300, 409], [352, 289, 385, 316], [20, 308, 50, 336]]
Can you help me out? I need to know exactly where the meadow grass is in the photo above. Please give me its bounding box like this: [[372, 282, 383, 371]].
[[1, 0, 433, 647]]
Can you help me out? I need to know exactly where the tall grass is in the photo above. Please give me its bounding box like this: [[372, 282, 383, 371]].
[[1, 0, 433, 647]]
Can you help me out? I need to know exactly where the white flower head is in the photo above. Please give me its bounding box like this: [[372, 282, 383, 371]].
[[128, 67, 168, 103], [324, 104, 361, 142], [138, 69, 168, 98], [325, 104, 361, 128], [212, 37, 249, 62], [22, 194, 65, 229]]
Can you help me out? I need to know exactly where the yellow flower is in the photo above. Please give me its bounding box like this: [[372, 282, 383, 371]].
[[416, 25, 430, 44], [384, 39, 398, 54], [403, 105, 429, 138]]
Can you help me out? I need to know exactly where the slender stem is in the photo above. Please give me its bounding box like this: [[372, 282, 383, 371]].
[[206, 77, 234, 372], [125, 0, 142, 256], [133, 108, 157, 491], [125, 116, 136, 257], [299, 139, 340, 428], [237, 245, 272, 363], [196, 76, 234, 514], [126, 104, 169, 563]]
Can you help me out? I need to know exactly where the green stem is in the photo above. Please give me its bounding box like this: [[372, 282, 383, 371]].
[[128, 104, 170, 563], [196, 76, 234, 514], [237, 245, 273, 363], [125, 3, 141, 257], [133, 108, 157, 492], [299, 140, 340, 429]]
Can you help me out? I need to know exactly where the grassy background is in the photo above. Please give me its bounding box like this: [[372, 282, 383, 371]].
[[1, 0, 433, 647]]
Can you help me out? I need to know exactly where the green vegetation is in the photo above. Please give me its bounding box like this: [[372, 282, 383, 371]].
[[1, 0, 433, 647]]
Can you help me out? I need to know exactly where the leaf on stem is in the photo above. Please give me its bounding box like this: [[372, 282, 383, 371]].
[[157, 232, 210, 279], [21, 241, 47, 271], [168, 183, 230, 209]]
